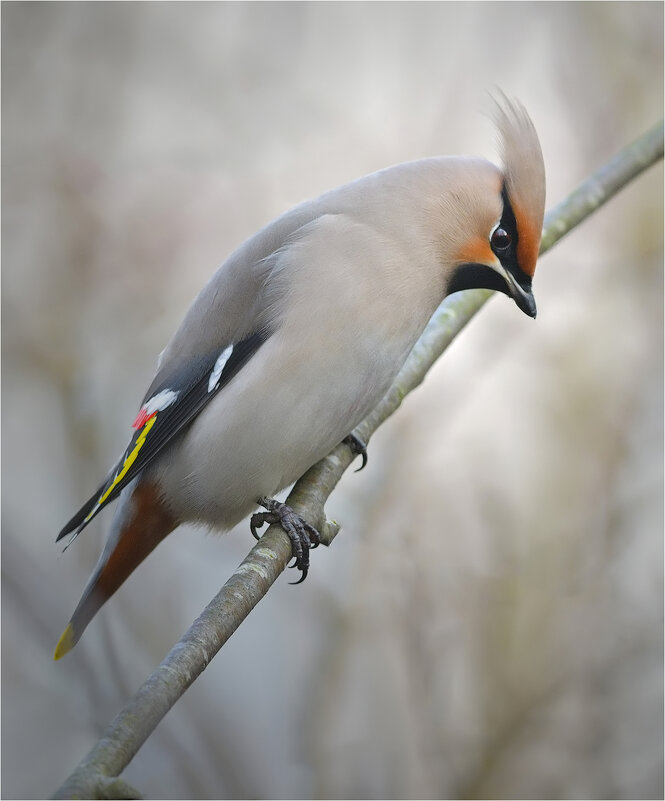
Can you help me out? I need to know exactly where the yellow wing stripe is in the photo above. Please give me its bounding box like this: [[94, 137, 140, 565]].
[[84, 413, 158, 523]]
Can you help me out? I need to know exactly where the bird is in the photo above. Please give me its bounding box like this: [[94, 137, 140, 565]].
[[54, 97, 546, 659]]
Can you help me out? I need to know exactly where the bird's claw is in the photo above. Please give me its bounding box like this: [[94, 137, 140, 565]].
[[251, 498, 320, 584], [343, 433, 368, 472]]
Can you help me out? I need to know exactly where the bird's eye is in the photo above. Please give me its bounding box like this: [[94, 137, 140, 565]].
[[491, 227, 512, 251]]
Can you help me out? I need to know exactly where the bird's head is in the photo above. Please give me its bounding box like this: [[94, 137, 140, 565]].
[[444, 98, 546, 318]]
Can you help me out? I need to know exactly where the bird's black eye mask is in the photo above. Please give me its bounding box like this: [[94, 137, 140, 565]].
[[491, 187, 532, 288], [447, 185, 533, 298]]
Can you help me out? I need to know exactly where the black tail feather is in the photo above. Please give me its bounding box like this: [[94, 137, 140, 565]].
[[56, 487, 105, 542]]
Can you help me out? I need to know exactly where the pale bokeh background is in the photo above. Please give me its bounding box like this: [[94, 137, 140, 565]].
[[2, 3, 662, 799]]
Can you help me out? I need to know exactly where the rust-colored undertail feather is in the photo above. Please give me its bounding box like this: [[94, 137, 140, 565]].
[[54, 482, 176, 659]]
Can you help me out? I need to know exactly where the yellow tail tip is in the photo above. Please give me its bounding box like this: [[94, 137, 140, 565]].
[[54, 623, 75, 660]]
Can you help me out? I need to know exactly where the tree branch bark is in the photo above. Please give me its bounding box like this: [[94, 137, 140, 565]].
[[52, 119, 663, 800]]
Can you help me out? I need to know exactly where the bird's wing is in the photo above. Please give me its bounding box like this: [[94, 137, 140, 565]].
[[56, 328, 270, 543], [56, 201, 350, 546]]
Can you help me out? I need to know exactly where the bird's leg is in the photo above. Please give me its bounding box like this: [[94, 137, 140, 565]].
[[343, 433, 368, 472], [250, 497, 320, 584]]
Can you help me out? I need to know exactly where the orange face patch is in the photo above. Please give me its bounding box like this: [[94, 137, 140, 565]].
[[456, 237, 498, 267], [512, 199, 540, 277]]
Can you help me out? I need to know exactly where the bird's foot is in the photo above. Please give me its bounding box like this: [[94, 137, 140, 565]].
[[343, 433, 368, 472], [251, 497, 320, 584]]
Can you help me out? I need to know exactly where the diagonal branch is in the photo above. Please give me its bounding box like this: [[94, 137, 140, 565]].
[[52, 119, 663, 800]]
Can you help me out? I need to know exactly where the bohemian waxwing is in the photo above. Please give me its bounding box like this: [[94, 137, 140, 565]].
[[54, 97, 546, 659]]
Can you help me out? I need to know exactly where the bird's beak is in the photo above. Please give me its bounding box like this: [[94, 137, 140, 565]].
[[447, 256, 537, 319], [503, 270, 537, 318]]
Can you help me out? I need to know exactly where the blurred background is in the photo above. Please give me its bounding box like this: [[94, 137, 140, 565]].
[[2, 3, 662, 799]]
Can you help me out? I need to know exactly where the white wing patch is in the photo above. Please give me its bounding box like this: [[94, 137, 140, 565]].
[[132, 388, 180, 429], [142, 388, 179, 415], [208, 345, 233, 393]]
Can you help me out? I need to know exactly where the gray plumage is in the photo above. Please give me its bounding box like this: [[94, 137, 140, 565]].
[[153, 156, 505, 527], [54, 98, 545, 658]]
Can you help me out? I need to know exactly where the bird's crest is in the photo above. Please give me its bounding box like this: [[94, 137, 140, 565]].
[[492, 94, 546, 277]]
